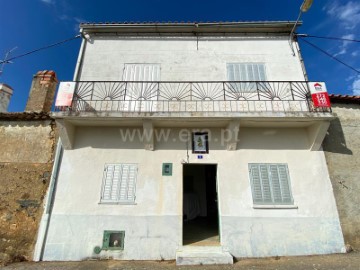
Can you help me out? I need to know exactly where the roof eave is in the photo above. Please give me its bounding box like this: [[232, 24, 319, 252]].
[[80, 21, 302, 34]]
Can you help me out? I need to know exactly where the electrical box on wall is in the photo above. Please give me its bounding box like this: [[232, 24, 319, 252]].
[[94, 230, 125, 254], [162, 163, 173, 176], [102, 230, 125, 250]]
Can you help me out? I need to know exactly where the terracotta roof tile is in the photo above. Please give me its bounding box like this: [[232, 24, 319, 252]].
[[0, 112, 52, 121], [329, 94, 360, 104]]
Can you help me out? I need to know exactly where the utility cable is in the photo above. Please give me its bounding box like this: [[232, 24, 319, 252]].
[[298, 37, 360, 74], [0, 35, 81, 65], [296, 34, 360, 43]]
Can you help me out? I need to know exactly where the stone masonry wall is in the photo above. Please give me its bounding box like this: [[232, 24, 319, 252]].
[[0, 117, 56, 266], [323, 103, 360, 250]]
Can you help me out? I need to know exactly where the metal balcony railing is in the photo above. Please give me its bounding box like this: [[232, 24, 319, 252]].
[[55, 81, 331, 113]]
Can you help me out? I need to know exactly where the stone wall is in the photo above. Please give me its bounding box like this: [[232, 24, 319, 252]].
[[323, 103, 360, 250], [0, 114, 56, 266]]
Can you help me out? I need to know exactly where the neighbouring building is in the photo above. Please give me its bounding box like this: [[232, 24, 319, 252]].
[[34, 22, 346, 265], [0, 71, 58, 266], [324, 94, 360, 250], [0, 83, 13, 112]]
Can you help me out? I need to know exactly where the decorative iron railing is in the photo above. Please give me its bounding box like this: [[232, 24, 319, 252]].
[[55, 81, 331, 113]]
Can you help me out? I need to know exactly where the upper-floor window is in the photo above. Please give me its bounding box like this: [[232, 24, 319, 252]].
[[123, 64, 160, 81], [123, 64, 160, 100], [227, 63, 266, 93]]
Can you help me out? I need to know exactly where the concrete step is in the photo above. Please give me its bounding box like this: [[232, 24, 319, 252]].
[[176, 246, 233, 265]]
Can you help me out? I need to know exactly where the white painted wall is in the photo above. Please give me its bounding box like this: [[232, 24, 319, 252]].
[[42, 126, 345, 260], [79, 36, 306, 82]]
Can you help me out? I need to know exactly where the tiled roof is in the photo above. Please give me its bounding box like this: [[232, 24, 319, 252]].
[[329, 94, 360, 104], [0, 112, 52, 121]]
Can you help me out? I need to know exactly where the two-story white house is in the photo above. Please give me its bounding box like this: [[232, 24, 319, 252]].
[[34, 21, 345, 265]]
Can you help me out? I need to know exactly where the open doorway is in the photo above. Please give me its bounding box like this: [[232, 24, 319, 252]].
[[183, 164, 219, 246]]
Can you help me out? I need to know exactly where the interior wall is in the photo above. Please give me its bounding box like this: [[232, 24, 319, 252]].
[[184, 165, 207, 217]]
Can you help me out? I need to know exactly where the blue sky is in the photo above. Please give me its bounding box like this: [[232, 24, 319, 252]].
[[1, 0, 360, 111]]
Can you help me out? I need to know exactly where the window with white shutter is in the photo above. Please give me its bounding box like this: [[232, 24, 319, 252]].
[[100, 163, 138, 204], [249, 163, 293, 205], [123, 64, 160, 101], [227, 63, 266, 93]]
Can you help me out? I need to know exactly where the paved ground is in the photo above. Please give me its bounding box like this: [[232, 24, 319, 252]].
[[1, 252, 359, 270]]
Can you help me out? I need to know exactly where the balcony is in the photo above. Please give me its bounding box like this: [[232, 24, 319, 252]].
[[52, 81, 334, 150], [55, 81, 331, 114]]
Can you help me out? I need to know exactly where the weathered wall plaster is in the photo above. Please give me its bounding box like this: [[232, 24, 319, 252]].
[[323, 103, 360, 249], [42, 126, 344, 260]]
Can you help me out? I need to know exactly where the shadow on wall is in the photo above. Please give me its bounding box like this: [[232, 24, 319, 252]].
[[238, 128, 310, 150], [72, 127, 312, 151], [323, 118, 353, 155]]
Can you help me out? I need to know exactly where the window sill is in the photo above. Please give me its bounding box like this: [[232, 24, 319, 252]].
[[253, 205, 298, 209], [99, 202, 137, 205]]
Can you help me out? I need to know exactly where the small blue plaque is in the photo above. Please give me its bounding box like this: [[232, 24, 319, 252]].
[[197, 155, 203, 159]]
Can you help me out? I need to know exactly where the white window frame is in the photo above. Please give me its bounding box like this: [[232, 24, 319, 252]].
[[248, 163, 294, 206], [100, 163, 138, 204]]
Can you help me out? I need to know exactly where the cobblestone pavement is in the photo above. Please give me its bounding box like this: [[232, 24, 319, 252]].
[[1, 252, 359, 270]]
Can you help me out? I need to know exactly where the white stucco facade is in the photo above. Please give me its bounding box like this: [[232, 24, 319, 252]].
[[37, 22, 345, 262], [40, 126, 344, 260], [79, 36, 305, 82]]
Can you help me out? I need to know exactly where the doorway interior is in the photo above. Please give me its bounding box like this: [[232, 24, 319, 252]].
[[183, 164, 219, 246]]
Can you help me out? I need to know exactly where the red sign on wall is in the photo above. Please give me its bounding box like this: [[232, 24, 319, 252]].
[[309, 82, 331, 108]]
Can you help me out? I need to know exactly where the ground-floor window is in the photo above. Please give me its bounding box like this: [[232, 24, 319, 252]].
[[100, 163, 138, 204], [248, 163, 293, 205]]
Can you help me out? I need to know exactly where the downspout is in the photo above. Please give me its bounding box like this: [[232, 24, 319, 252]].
[[33, 30, 87, 261], [33, 138, 63, 261], [74, 29, 87, 81]]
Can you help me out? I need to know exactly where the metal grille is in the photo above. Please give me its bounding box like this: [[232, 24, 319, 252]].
[[56, 81, 331, 113]]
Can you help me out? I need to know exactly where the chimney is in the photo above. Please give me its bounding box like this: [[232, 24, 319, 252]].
[[0, 83, 13, 112], [25, 70, 58, 113]]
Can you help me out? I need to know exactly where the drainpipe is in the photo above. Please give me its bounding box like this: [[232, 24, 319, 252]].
[[74, 29, 87, 81], [33, 138, 64, 261]]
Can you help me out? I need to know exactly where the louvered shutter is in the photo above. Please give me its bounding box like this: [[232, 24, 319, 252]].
[[249, 163, 293, 205], [269, 165, 282, 203], [101, 164, 138, 203], [227, 63, 266, 93], [123, 64, 160, 101], [227, 63, 267, 81], [277, 165, 293, 204], [102, 165, 120, 202], [118, 164, 137, 203], [249, 164, 263, 204], [259, 164, 272, 203]]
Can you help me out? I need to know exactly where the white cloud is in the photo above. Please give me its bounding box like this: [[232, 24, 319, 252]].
[[324, 1, 360, 59], [325, 1, 360, 29], [351, 75, 360, 95], [352, 51, 359, 57], [40, 0, 55, 4], [334, 34, 355, 56]]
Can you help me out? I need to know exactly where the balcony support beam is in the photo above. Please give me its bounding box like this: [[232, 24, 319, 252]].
[[143, 119, 154, 151], [307, 121, 330, 151], [57, 119, 76, 150], [225, 120, 240, 151]]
